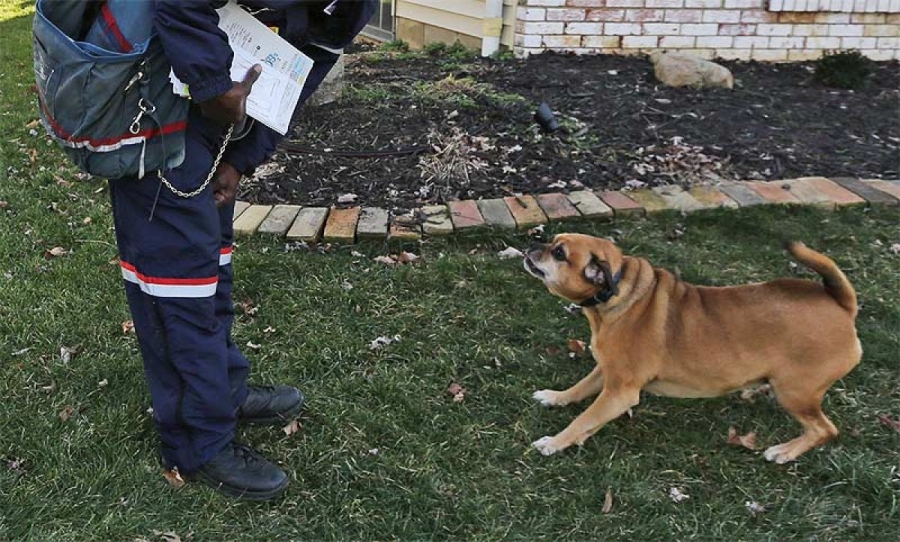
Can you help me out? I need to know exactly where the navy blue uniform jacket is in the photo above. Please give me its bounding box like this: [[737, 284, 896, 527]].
[[154, 0, 375, 175]]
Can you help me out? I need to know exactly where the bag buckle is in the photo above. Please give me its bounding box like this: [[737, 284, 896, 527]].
[[124, 70, 144, 93], [130, 98, 156, 134], [125, 60, 149, 93]]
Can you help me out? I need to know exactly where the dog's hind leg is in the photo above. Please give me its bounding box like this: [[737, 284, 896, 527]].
[[532, 386, 640, 456], [763, 384, 839, 464], [533, 365, 604, 407]]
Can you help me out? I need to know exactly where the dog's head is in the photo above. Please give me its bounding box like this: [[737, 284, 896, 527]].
[[524, 233, 624, 305]]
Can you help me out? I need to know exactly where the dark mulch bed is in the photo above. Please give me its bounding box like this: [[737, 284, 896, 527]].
[[242, 51, 899, 211]]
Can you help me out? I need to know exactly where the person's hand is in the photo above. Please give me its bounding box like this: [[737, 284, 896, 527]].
[[198, 64, 262, 126], [212, 162, 241, 208]]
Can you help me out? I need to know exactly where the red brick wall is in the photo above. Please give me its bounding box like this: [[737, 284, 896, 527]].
[[514, 0, 900, 61]]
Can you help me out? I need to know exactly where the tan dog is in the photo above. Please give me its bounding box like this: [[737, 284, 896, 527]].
[[524, 234, 861, 463]]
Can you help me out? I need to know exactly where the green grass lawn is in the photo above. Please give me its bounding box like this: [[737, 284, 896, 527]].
[[2, 4, 899, 541]]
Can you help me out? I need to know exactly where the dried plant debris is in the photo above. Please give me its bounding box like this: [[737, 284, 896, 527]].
[[245, 54, 897, 209]]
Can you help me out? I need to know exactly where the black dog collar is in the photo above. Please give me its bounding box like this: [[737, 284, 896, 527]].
[[579, 271, 622, 307]]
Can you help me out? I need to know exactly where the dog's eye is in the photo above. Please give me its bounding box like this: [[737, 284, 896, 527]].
[[551, 246, 566, 261]]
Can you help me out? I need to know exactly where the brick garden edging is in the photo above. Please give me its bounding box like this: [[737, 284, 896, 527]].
[[232, 177, 899, 242]]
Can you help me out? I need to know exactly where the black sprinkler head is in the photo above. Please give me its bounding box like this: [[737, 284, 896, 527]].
[[534, 102, 559, 133]]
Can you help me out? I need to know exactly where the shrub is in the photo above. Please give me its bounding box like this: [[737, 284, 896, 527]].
[[379, 39, 410, 53], [813, 50, 872, 89], [445, 41, 476, 61], [423, 42, 447, 55]]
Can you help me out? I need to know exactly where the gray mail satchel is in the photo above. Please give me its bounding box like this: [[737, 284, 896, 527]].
[[33, 0, 188, 180]]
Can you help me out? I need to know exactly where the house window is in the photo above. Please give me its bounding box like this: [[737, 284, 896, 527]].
[[363, 0, 395, 41]]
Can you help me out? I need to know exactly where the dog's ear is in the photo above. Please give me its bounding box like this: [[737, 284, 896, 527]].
[[585, 256, 618, 295]]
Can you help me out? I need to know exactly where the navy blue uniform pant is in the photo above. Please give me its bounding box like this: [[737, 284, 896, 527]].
[[109, 118, 249, 473]]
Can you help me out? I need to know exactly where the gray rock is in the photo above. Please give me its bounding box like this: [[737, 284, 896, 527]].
[[308, 53, 345, 106], [650, 52, 733, 90]]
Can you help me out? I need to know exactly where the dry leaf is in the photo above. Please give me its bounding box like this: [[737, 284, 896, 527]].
[[239, 298, 258, 316], [497, 247, 525, 260], [667, 225, 686, 241], [527, 224, 546, 236], [60, 345, 80, 364], [877, 414, 900, 432], [448, 382, 467, 402], [121, 320, 135, 334], [152, 530, 182, 542], [745, 500, 766, 515], [397, 251, 419, 264], [5, 457, 26, 473], [369, 335, 400, 350], [263, 326, 276, 334], [162, 468, 185, 489], [668, 487, 690, 503], [246, 341, 261, 350], [602, 489, 614, 514], [545, 346, 561, 356], [58, 405, 75, 422], [0, 201, 8, 209], [727, 426, 758, 450], [567, 339, 587, 356], [98, 379, 108, 388], [82, 217, 92, 226], [45, 246, 67, 258], [739, 383, 772, 402], [282, 419, 302, 436], [374, 253, 420, 266]]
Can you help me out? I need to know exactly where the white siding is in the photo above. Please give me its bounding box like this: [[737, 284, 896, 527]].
[[396, 0, 518, 46]]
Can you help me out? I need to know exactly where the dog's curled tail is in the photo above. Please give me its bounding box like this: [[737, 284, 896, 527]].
[[784, 241, 857, 318]]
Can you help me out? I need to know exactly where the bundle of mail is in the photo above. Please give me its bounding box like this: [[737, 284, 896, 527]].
[[169, 0, 314, 135]]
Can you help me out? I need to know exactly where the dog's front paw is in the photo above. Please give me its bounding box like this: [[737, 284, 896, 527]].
[[532, 436, 563, 456], [532, 389, 567, 407], [763, 443, 797, 465]]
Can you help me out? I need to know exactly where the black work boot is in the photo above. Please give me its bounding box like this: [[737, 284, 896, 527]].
[[237, 385, 304, 425], [189, 442, 288, 500]]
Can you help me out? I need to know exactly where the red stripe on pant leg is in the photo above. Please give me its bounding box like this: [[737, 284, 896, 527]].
[[120, 261, 218, 286]]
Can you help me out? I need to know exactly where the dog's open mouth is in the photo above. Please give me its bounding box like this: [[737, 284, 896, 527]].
[[524, 257, 545, 279]]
